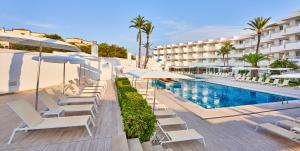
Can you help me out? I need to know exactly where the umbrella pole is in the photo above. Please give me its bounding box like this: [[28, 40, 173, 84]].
[[63, 62, 66, 94], [146, 80, 149, 99], [79, 64, 82, 85], [152, 80, 157, 112], [35, 46, 43, 111]]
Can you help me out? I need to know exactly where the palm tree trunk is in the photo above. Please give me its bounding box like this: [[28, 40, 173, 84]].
[[223, 54, 225, 66], [138, 30, 142, 68], [226, 54, 229, 66], [144, 35, 150, 69], [256, 33, 261, 54]]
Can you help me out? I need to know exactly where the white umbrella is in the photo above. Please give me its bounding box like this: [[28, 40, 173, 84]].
[[32, 55, 84, 109], [0, 32, 80, 110], [32, 55, 85, 92], [270, 73, 300, 79], [128, 70, 192, 111]]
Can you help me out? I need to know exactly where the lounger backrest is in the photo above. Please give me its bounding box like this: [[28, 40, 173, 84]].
[[265, 78, 270, 83], [258, 77, 263, 82], [7, 100, 43, 128], [273, 79, 279, 84], [283, 80, 289, 85], [39, 92, 60, 110]]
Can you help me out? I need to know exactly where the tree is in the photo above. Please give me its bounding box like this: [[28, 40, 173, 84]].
[[98, 43, 128, 58], [218, 40, 235, 66], [130, 15, 147, 68], [242, 53, 269, 67], [245, 17, 273, 54], [142, 21, 154, 69], [43, 34, 65, 41], [270, 59, 298, 69], [217, 47, 227, 66]]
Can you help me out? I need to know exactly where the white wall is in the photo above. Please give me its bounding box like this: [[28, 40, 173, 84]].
[[0, 49, 81, 94]]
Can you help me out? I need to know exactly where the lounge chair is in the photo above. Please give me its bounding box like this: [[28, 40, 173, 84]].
[[74, 79, 107, 88], [270, 79, 280, 86], [46, 88, 100, 107], [255, 123, 300, 143], [39, 92, 97, 119], [67, 83, 106, 96], [262, 78, 271, 85], [244, 77, 251, 82], [64, 85, 102, 100], [154, 110, 176, 117], [279, 80, 290, 87], [276, 120, 300, 129], [157, 117, 187, 129], [158, 127, 205, 146], [251, 77, 257, 83], [255, 77, 263, 83], [7, 100, 95, 144]]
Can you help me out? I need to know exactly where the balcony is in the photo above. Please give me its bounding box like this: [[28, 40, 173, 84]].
[[284, 25, 300, 35], [261, 35, 271, 43], [183, 54, 189, 59], [260, 46, 271, 54], [174, 48, 181, 53], [183, 61, 189, 66], [166, 49, 172, 54], [234, 43, 244, 49], [183, 48, 189, 53], [174, 55, 181, 60], [244, 41, 254, 48], [193, 54, 199, 59], [270, 44, 284, 53], [270, 31, 284, 40], [285, 40, 300, 50]]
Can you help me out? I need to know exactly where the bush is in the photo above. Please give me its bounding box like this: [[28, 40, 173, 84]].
[[115, 77, 156, 142]]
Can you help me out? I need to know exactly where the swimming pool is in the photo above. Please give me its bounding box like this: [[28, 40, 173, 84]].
[[151, 80, 297, 109]]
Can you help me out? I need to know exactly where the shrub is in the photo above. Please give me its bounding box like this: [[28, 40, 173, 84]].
[[115, 77, 156, 142]]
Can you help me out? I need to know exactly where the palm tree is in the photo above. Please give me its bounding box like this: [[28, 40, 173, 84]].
[[142, 21, 154, 69], [223, 40, 235, 66], [217, 47, 227, 66], [245, 17, 272, 54], [242, 53, 269, 67], [129, 15, 147, 68]]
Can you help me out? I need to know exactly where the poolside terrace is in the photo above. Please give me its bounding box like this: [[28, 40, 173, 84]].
[[0, 80, 123, 151], [136, 80, 300, 151]]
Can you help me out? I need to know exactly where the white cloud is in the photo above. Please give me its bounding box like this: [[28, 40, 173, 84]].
[[165, 25, 251, 43], [157, 19, 252, 44]]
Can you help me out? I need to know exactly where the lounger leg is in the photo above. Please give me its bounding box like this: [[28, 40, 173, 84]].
[[90, 117, 96, 127], [85, 124, 93, 136], [93, 105, 99, 113], [90, 110, 96, 119], [8, 128, 18, 144], [255, 125, 260, 131], [202, 138, 206, 146]]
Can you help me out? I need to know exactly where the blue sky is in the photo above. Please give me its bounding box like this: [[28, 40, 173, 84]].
[[1, 0, 299, 55]]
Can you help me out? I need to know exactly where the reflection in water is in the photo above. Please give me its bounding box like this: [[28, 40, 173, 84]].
[[151, 79, 297, 109]]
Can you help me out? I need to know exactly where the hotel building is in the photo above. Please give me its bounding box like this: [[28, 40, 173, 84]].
[[154, 11, 300, 70]]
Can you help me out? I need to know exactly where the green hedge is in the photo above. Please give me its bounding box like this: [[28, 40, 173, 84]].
[[115, 77, 156, 142]]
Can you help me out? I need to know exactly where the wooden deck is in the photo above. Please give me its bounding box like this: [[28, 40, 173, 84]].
[[0, 80, 123, 151], [136, 81, 300, 151]]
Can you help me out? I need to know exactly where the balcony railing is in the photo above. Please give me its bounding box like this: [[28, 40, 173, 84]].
[[285, 40, 300, 50], [285, 25, 300, 35]]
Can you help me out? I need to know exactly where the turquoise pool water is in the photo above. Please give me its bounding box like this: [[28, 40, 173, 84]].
[[151, 80, 297, 109]]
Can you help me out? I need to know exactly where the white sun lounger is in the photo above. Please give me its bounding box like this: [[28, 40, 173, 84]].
[[269, 79, 280, 86], [157, 117, 187, 129], [7, 100, 95, 144], [276, 120, 300, 130], [40, 92, 97, 119], [154, 110, 176, 117], [279, 80, 290, 87], [262, 78, 271, 85], [255, 77, 263, 83], [159, 128, 205, 146], [46, 88, 100, 107], [255, 123, 300, 143]]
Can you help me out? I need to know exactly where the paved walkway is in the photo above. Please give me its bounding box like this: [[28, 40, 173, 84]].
[[0, 80, 123, 151]]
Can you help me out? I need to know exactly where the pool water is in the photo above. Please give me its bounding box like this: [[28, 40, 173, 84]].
[[151, 80, 297, 109]]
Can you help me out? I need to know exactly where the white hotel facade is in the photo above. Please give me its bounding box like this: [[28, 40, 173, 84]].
[[154, 11, 300, 70]]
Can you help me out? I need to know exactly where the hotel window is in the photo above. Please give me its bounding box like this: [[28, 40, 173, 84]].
[[279, 25, 283, 31], [296, 19, 300, 25]]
